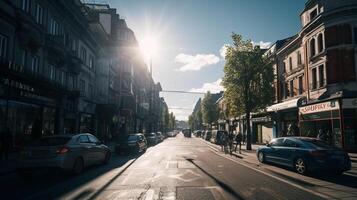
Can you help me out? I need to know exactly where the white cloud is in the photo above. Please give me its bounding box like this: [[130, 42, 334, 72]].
[[219, 44, 230, 59], [175, 53, 220, 72], [252, 41, 272, 49], [190, 79, 224, 94]]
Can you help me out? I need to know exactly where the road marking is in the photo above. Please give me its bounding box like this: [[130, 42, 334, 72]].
[[208, 147, 331, 199], [144, 189, 155, 200]]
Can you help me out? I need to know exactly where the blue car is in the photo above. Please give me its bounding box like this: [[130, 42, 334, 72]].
[[257, 137, 351, 175]]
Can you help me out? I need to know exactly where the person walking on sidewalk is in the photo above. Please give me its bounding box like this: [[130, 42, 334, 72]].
[[221, 132, 228, 154], [235, 131, 242, 154]]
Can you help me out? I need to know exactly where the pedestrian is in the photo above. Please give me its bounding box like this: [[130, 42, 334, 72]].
[[228, 132, 234, 154], [235, 131, 242, 154], [1, 127, 11, 160], [317, 129, 326, 141]]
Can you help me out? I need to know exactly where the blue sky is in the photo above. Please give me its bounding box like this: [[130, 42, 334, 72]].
[[104, 0, 306, 120]]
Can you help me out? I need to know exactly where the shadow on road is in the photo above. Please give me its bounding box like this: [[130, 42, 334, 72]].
[[0, 153, 142, 199], [184, 157, 245, 200]]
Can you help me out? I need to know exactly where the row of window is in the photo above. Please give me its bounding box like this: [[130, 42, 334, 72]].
[[283, 76, 304, 99], [310, 33, 324, 58], [79, 79, 94, 98], [283, 51, 302, 73], [311, 65, 325, 90]]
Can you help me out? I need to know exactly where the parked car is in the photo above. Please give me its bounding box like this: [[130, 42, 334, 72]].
[[17, 133, 111, 177], [257, 137, 351, 175], [203, 130, 212, 141], [210, 130, 226, 145], [115, 134, 147, 154], [156, 132, 164, 142], [183, 129, 192, 137], [145, 132, 158, 146]]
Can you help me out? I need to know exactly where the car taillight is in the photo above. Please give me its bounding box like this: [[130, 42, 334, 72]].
[[57, 147, 69, 154], [309, 150, 325, 157]]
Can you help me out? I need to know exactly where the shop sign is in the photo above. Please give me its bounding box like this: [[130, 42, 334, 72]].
[[342, 98, 357, 109], [299, 100, 339, 115], [251, 116, 271, 122]]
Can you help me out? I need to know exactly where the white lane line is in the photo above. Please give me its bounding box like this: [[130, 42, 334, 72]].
[[144, 189, 155, 200], [208, 147, 331, 199]]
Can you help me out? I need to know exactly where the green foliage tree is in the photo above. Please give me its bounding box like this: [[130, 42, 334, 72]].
[[223, 33, 274, 150], [168, 112, 176, 130], [201, 91, 219, 127]]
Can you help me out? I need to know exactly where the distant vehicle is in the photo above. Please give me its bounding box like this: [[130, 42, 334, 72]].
[[145, 133, 159, 146], [115, 134, 147, 154], [182, 129, 192, 137], [203, 130, 212, 141], [211, 130, 226, 145], [167, 131, 176, 137], [156, 132, 164, 142], [257, 137, 351, 175], [17, 133, 111, 177]]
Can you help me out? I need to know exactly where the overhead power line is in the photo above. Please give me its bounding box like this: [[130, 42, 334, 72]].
[[161, 90, 205, 94]]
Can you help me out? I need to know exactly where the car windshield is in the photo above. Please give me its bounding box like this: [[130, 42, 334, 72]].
[[31, 137, 71, 146], [127, 135, 138, 141]]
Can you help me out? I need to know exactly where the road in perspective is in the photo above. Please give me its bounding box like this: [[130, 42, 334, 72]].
[[3, 133, 355, 200], [1, 0, 357, 199]]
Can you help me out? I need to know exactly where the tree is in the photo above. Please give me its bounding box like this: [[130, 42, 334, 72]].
[[223, 33, 274, 150], [168, 112, 176, 130], [201, 91, 219, 127]]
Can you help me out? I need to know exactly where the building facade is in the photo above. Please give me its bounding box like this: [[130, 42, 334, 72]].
[[0, 0, 165, 148]]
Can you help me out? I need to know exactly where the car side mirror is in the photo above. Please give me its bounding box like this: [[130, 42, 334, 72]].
[[266, 142, 270, 147]]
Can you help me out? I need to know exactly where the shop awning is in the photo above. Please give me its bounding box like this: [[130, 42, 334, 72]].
[[267, 97, 306, 112]]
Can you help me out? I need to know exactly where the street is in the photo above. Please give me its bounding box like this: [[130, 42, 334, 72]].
[[3, 134, 355, 200]]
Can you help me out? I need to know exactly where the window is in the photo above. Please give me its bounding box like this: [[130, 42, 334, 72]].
[[20, 49, 26, 67], [79, 135, 90, 143], [310, 9, 318, 21], [317, 33, 324, 53], [284, 82, 289, 98], [282, 62, 286, 73], [270, 138, 284, 147], [35, 4, 43, 24], [89, 84, 93, 98], [318, 65, 325, 87], [298, 76, 303, 95], [289, 57, 292, 71], [68, 75, 74, 90], [289, 80, 294, 97], [49, 65, 55, 80], [88, 135, 99, 143], [310, 38, 316, 57], [80, 47, 87, 64], [61, 71, 66, 85], [31, 56, 39, 74], [312, 68, 317, 89], [49, 18, 60, 35], [21, 0, 31, 12], [0, 34, 8, 59], [283, 139, 300, 147], [89, 56, 94, 69], [79, 79, 85, 93], [297, 51, 302, 65]]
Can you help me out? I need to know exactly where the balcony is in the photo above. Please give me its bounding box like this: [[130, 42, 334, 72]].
[[0, 59, 72, 94]]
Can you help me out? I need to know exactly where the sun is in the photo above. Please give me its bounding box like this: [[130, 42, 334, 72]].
[[139, 34, 159, 64]]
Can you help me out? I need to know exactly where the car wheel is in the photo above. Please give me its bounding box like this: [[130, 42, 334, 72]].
[[103, 151, 111, 164], [73, 157, 84, 175], [258, 152, 265, 163], [294, 158, 307, 175]]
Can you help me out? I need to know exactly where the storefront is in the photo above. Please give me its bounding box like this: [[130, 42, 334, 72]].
[[251, 114, 273, 143], [267, 97, 306, 138], [299, 98, 357, 152]]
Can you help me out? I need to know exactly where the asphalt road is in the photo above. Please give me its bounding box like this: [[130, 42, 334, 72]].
[[0, 134, 327, 200]]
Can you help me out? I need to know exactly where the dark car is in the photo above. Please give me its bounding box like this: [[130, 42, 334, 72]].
[[156, 132, 164, 142], [257, 137, 351, 175], [183, 129, 192, 137], [17, 133, 111, 176], [145, 133, 159, 146], [115, 134, 147, 154]]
